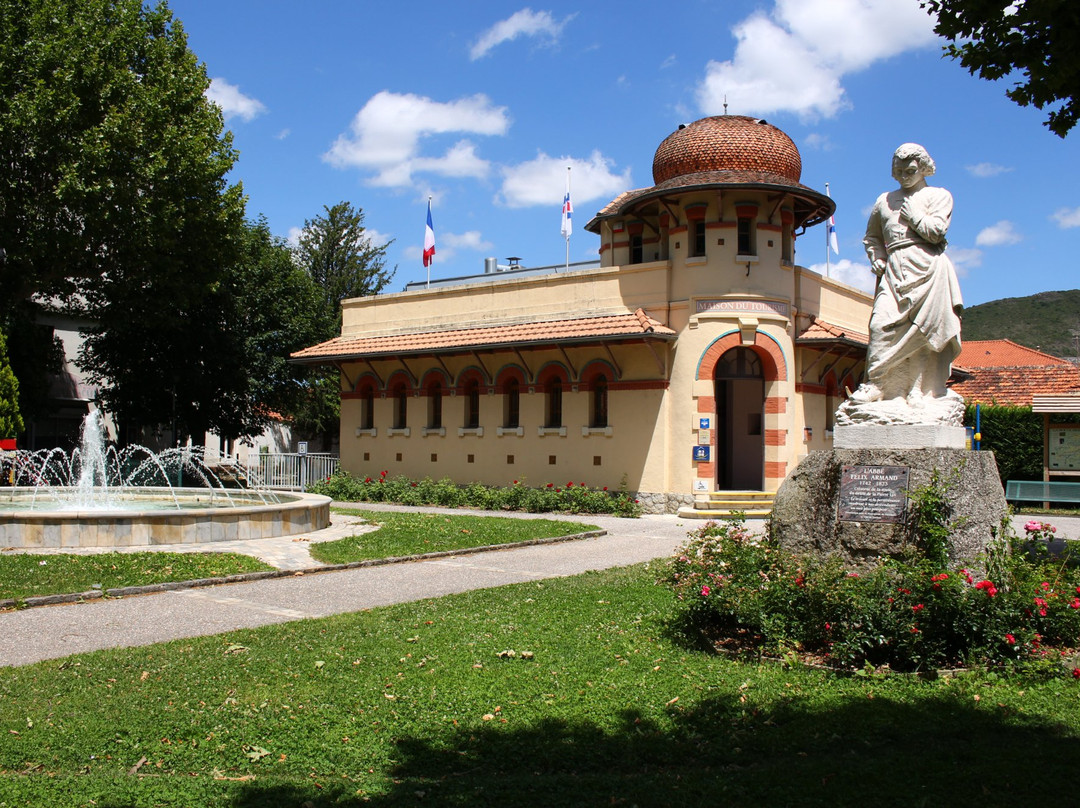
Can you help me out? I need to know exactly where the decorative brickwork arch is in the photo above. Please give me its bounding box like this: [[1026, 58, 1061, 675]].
[[494, 364, 528, 392], [419, 367, 452, 394], [580, 359, 618, 389], [696, 330, 787, 383], [455, 366, 489, 394]]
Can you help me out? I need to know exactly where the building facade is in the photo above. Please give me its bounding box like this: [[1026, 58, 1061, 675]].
[[293, 116, 873, 512]]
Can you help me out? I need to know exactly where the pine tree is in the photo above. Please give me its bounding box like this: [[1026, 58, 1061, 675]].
[[0, 329, 24, 439]]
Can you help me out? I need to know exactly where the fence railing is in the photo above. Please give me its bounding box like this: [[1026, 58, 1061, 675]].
[[246, 453, 339, 491]]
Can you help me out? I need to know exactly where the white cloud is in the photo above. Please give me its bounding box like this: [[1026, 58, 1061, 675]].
[[697, 0, 936, 119], [807, 258, 876, 294], [324, 91, 510, 187], [803, 133, 834, 151], [1052, 207, 1080, 229], [470, 8, 573, 60], [275, 128, 291, 140], [946, 246, 982, 276], [966, 162, 1012, 178], [364, 229, 393, 248], [498, 150, 631, 208], [660, 54, 677, 69], [975, 220, 1022, 247], [205, 78, 267, 122]]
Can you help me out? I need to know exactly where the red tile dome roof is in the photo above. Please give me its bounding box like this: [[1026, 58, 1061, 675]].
[[652, 115, 802, 185]]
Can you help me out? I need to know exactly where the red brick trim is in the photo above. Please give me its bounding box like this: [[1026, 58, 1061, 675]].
[[697, 396, 716, 413], [795, 382, 827, 395], [764, 428, 787, 447], [684, 204, 708, 221], [697, 462, 715, 478], [764, 396, 786, 414], [669, 225, 688, 235], [698, 332, 787, 382], [610, 380, 669, 391], [735, 203, 759, 219], [765, 461, 787, 479]]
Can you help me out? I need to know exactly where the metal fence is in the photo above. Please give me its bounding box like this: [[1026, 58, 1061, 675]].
[[247, 453, 339, 491]]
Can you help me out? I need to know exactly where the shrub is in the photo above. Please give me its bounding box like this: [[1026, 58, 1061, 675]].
[[308, 471, 642, 518], [663, 514, 1080, 674]]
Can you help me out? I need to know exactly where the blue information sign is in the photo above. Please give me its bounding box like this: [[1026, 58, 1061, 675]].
[[692, 445, 711, 462]]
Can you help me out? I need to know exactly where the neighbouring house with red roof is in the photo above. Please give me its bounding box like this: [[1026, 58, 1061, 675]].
[[292, 116, 873, 514], [948, 339, 1080, 406]]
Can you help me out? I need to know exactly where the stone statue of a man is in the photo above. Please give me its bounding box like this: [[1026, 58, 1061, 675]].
[[848, 143, 963, 416]]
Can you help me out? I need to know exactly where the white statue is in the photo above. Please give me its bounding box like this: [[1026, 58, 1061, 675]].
[[840, 143, 964, 425]]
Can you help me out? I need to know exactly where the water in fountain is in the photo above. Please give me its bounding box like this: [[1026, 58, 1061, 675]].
[[0, 411, 280, 512]]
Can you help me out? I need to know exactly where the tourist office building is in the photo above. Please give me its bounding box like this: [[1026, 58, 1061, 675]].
[[292, 116, 873, 513]]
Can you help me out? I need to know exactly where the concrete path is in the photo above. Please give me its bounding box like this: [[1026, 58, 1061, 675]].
[[0, 505, 1074, 668]]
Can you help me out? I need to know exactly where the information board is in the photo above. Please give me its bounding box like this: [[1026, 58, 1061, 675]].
[[838, 465, 910, 523], [1049, 428, 1080, 470]]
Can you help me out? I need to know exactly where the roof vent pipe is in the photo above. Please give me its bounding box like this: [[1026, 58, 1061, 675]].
[[484, 257, 497, 274]]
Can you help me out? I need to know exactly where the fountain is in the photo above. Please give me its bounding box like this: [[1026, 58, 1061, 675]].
[[0, 412, 330, 548]]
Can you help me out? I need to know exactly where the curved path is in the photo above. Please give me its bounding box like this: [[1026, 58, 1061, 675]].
[[0, 505, 1074, 668]]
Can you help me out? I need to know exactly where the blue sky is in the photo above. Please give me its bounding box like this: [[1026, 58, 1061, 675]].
[[169, 0, 1080, 307]]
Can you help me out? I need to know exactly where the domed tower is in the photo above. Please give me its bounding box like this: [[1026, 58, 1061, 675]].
[[586, 115, 865, 502]]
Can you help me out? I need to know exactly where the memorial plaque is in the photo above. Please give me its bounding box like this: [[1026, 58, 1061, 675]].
[[838, 465, 909, 523]]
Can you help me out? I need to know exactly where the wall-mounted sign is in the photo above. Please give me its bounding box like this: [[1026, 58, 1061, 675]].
[[1049, 428, 1080, 470], [692, 445, 711, 462], [297, 441, 308, 455], [695, 299, 789, 317], [693, 479, 710, 493], [698, 416, 711, 430]]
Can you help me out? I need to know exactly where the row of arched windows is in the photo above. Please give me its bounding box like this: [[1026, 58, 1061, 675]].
[[355, 374, 610, 433]]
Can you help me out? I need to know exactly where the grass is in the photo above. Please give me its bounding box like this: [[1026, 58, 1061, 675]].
[[2, 564, 1080, 806], [310, 509, 598, 565], [0, 553, 273, 602]]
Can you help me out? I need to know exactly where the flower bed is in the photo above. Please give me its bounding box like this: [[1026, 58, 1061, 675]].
[[308, 471, 642, 517], [663, 516, 1080, 675]]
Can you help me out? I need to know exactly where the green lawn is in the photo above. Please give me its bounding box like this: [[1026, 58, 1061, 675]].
[[1, 564, 1079, 806], [311, 508, 598, 564], [0, 552, 273, 602]]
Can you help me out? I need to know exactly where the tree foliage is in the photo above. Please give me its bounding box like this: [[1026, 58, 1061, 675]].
[[0, 329, 24, 439], [291, 202, 395, 446], [923, 0, 1080, 137], [294, 202, 395, 330]]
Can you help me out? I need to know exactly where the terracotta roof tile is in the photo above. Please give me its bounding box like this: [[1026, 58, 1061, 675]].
[[291, 308, 676, 363], [949, 365, 1080, 406], [955, 339, 1070, 368], [795, 318, 869, 347], [652, 116, 802, 184]]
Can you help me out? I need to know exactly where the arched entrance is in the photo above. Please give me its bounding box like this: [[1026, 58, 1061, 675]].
[[714, 347, 764, 490]]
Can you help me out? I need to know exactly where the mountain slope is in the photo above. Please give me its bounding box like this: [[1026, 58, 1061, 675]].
[[962, 290, 1080, 361]]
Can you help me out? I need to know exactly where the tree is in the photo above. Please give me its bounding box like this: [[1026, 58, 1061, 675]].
[[295, 202, 395, 332], [0, 0, 245, 427], [292, 202, 395, 447], [923, 0, 1080, 137], [0, 329, 24, 439]]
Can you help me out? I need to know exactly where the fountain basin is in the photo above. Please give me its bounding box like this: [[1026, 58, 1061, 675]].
[[0, 488, 331, 548]]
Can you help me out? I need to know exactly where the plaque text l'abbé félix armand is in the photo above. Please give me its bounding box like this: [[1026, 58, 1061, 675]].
[[838, 465, 910, 524]]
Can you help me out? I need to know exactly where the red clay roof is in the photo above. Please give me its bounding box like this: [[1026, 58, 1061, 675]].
[[949, 365, 1080, 407], [291, 308, 676, 363], [795, 318, 869, 347], [955, 339, 1071, 368], [652, 116, 802, 184]]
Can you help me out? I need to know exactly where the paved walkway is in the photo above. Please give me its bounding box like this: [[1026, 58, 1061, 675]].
[[0, 505, 1074, 668]]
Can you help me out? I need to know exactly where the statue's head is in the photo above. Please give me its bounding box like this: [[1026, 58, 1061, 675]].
[[891, 143, 935, 182]]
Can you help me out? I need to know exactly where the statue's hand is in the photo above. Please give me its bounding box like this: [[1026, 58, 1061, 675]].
[[898, 198, 914, 223], [872, 259, 886, 276]]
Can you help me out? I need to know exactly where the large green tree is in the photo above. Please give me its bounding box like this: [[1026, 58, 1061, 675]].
[[0, 0, 245, 435], [0, 329, 24, 440], [291, 202, 395, 446], [923, 0, 1080, 137]]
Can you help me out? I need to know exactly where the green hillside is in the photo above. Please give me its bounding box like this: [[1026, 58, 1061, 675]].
[[962, 289, 1080, 361]]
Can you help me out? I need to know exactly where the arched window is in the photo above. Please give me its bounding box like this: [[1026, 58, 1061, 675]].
[[591, 374, 609, 428], [393, 383, 408, 429], [427, 381, 443, 429], [715, 347, 763, 379], [359, 384, 375, 430], [545, 378, 563, 428], [503, 378, 520, 428], [464, 379, 481, 429]]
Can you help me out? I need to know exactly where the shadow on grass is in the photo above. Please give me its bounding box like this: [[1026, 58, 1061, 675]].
[[223, 685, 1080, 807]]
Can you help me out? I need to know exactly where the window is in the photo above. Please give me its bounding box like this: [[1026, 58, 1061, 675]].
[[737, 218, 754, 255], [464, 379, 481, 429], [591, 374, 609, 428], [781, 218, 793, 263], [716, 347, 762, 379], [629, 234, 643, 264], [691, 221, 707, 257], [545, 378, 563, 428], [393, 383, 408, 429], [360, 385, 374, 430], [503, 378, 520, 428], [426, 381, 443, 429]]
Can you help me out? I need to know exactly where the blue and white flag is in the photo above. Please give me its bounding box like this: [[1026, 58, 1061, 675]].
[[560, 172, 573, 240], [825, 183, 839, 255]]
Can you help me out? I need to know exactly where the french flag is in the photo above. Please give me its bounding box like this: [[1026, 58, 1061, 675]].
[[828, 214, 839, 255], [560, 180, 573, 239], [423, 199, 436, 267]]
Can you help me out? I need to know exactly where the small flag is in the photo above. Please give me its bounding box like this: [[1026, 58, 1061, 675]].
[[825, 184, 839, 255], [423, 199, 435, 267], [560, 174, 573, 240]]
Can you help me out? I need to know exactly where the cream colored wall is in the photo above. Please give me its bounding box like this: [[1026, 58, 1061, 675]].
[[332, 186, 871, 501]]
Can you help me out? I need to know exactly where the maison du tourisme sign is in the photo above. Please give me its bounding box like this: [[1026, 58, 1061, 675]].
[[695, 299, 789, 317]]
